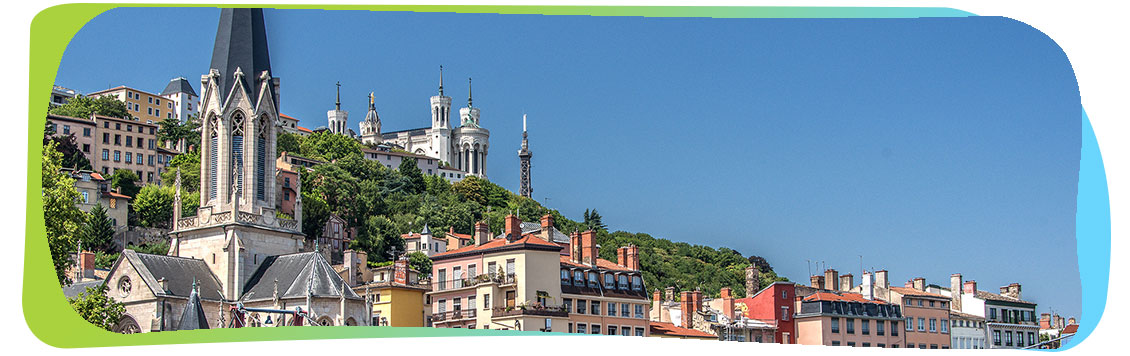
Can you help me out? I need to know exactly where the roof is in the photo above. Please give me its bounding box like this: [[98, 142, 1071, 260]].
[[649, 321, 717, 339], [804, 291, 887, 304], [241, 252, 363, 302], [890, 287, 950, 300], [361, 147, 433, 160], [1061, 324, 1078, 334], [975, 290, 1036, 305], [446, 231, 472, 240], [118, 250, 225, 301], [87, 85, 160, 97], [432, 233, 562, 260], [160, 77, 198, 97], [494, 221, 570, 243], [176, 285, 209, 330], [950, 310, 986, 321], [103, 191, 133, 200], [297, 126, 313, 133], [209, 8, 274, 108], [46, 113, 95, 124], [61, 280, 105, 299], [279, 113, 298, 121], [559, 255, 637, 272]]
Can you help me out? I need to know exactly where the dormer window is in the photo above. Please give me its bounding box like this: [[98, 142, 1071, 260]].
[[618, 274, 629, 290], [561, 269, 570, 285], [587, 271, 599, 288], [573, 270, 584, 287], [631, 275, 643, 291], [603, 273, 614, 289]]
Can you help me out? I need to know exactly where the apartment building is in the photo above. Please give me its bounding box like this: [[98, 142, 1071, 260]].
[[559, 226, 651, 337], [62, 168, 130, 229], [51, 85, 78, 106], [46, 114, 96, 158], [339, 250, 431, 327], [92, 115, 161, 184], [404, 225, 448, 257], [276, 167, 299, 217], [950, 310, 987, 349], [794, 291, 904, 348], [279, 113, 301, 134], [159, 77, 199, 122], [932, 274, 1038, 349], [87, 86, 173, 122], [889, 278, 952, 349]]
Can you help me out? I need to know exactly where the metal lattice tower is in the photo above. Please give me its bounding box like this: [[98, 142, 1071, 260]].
[[518, 114, 532, 198]]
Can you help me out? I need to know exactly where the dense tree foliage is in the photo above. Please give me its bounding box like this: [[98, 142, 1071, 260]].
[[133, 185, 175, 228], [48, 95, 129, 120], [159, 149, 200, 193], [68, 285, 126, 331], [298, 131, 363, 162], [81, 203, 115, 253], [43, 140, 84, 285], [43, 122, 92, 171], [109, 169, 140, 198], [408, 251, 432, 277], [277, 132, 303, 157], [156, 113, 201, 150]]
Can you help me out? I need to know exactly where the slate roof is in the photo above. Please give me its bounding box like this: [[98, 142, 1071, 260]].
[[241, 252, 363, 302], [210, 8, 275, 107], [890, 287, 950, 300], [493, 221, 570, 243], [121, 250, 225, 301], [160, 77, 198, 97], [975, 290, 1036, 305], [61, 279, 105, 299], [176, 285, 209, 330]]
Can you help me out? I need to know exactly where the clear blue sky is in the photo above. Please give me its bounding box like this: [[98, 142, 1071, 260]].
[[56, 8, 1082, 319]]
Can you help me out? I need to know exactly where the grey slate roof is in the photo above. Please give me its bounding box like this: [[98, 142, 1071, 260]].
[[975, 290, 1036, 305], [123, 250, 225, 301], [176, 285, 209, 330], [494, 221, 570, 243], [210, 8, 275, 108], [242, 252, 362, 302], [62, 280, 105, 299], [160, 77, 199, 97]]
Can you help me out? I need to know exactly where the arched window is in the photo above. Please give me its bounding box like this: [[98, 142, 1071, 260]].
[[255, 115, 268, 201], [208, 114, 219, 200], [231, 112, 245, 197]]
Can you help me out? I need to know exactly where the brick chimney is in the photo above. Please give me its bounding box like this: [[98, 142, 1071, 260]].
[[810, 275, 824, 289], [1001, 283, 1021, 300], [913, 277, 926, 291], [825, 269, 839, 291], [474, 221, 491, 245], [875, 270, 889, 289], [692, 289, 703, 324], [720, 287, 734, 319], [580, 230, 597, 265], [539, 214, 554, 241], [904, 281, 914, 288], [679, 291, 692, 328], [504, 214, 521, 242], [617, 247, 628, 267], [653, 289, 662, 304], [665, 286, 675, 302], [569, 231, 581, 263], [745, 265, 760, 297], [950, 274, 963, 311], [963, 280, 977, 295], [840, 273, 854, 292], [626, 245, 640, 270], [78, 250, 95, 281], [1039, 313, 1051, 329]]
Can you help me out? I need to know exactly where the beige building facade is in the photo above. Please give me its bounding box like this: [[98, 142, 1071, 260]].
[[88, 86, 175, 123]]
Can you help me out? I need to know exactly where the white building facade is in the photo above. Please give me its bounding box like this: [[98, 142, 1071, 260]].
[[160, 77, 199, 122]]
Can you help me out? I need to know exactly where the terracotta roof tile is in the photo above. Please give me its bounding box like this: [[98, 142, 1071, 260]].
[[432, 233, 560, 258], [297, 126, 313, 133], [649, 321, 717, 339], [1061, 324, 1078, 334], [559, 255, 636, 272]]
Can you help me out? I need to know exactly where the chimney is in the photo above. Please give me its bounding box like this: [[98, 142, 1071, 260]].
[[963, 280, 977, 295], [474, 221, 491, 245], [825, 269, 839, 291], [905, 281, 914, 288], [720, 287, 732, 299], [692, 289, 703, 319], [679, 291, 692, 328], [861, 271, 874, 300], [158, 277, 168, 293], [665, 286, 675, 302], [343, 250, 357, 286], [810, 275, 825, 289], [875, 270, 889, 289], [1002, 283, 1021, 300], [745, 265, 760, 297], [653, 289, 662, 304], [540, 214, 554, 240], [504, 214, 521, 241], [1039, 313, 1051, 329], [569, 231, 581, 263], [78, 250, 95, 281], [580, 230, 597, 265], [840, 273, 854, 292], [617, 247, 627, 267], [950, 274, 963, 311], [626, 245, 640, 270], [393, 259, 409, 285], [720, 288, 734, 318], [913, 277, 926, 291]]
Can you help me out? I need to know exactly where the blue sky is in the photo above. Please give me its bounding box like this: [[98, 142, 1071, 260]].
[[56, 8, 1082, 319]]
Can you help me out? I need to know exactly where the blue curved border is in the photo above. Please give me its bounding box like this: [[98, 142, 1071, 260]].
[[1059, 109, 1109, 350]]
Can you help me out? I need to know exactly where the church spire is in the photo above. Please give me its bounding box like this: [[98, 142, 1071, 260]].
[[438, 65, 444, 96], [210, 8, 273, 106]]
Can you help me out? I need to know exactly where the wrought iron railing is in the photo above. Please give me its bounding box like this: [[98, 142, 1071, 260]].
[[432, 273, 516, 291], [493, 304, 570, 318], [432, 309, 477, 322]]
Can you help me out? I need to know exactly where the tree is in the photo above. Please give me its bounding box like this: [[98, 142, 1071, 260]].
[[159, 151, 200, 193], [43, 122, 92, 171], [43, 140, 84, 285], [132, 184, 175, 228], [109, 169, 140, 198], [68, 285, 126, 331], [277, 132, 303, 157], [181, 191, 200, 218], [398, 157, 425, 194], [301, 191, 330, 239], [82, 203, 115, 252], [352, 215, 404, 263], [298, 131, 363, 161], [49, 95, 129, 119], [407, 251, 432, 277], [583, 208, 607, 232], [452, 175, 486, 205]]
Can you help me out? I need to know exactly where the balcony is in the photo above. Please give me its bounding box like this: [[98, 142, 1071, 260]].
[[432, 273, 517, 292], [493, 304, 569, 318], [432, 309, 477, 322]]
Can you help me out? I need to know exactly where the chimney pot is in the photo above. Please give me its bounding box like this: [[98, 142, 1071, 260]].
[[963, 280, 977, 295], [810, 275, 825, 289], [825, 269, 840, 291], [580, 230, 597, 265], [504, 214, 521, 241], [627, 245, 640, 270], [913, 277, 926, 291]]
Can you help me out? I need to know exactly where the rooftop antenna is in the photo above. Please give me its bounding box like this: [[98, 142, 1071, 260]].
[[806, 259, 811, 278]]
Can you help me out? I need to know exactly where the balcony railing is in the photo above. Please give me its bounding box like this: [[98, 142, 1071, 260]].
[[432, 309, 477, 322], [432, 273, 516, 291], [493, 304, 570, 318]]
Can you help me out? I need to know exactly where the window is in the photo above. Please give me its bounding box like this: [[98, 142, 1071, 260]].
[[847, 342, 856, 347], [989, 308, 998, 321], [591, 301, 600, 315], [608, 302, 617, 317], [635, 327, 645, 336], [591, 324, 600, 335], [781, 306, 790, 321], [930, 318, 937, 332], [618, 274, 628, 290], [587, 272, 598, 288], [82, 144, 90, 153], [126, 136, 133, 147], [892, 321, 899, 336], [576, 324, 586, 334], [918, 300, 923, 307], [148, 97, 153, 104], [832, 341, 841, 346], [621, 303, 630, 317], [993, 330, 1001, 345], [115, 123, 120, 130], [918, 317, 926, 331], [604, 273, 614, 289], [127, 124, 133, 132], [635, 304, 645, 318], [1028, 332, 1035, 345], [576, 300, 586, 314], [62, 125, 70, 134], [941, 319, 948, 333], [621, 326, 631, 336], [607, 325, 616, 335], [103, 133, 109, 144], [845, 318, 855, 334], [861, 319, 870, 335], [905, 298, 912, 306], [573, 270, 584, 286], [483, 294, 490, 310], [877, 320, 885, 335], [632, 275, 643, 291], [81, 191, 89, 203], [878, 344, 886, 348], [148, 155, 154, 166], [930, 300, 935, 307], [1006, 331, 1013, 346], [125, 152, 132, 163], [863, 343, 871, 347], [102, 149, 109, 160], [907, 344, 915, 349], [830, 317, 840, 333], [906, 317, 913, 330], [930, 344, 938, 349], [114, 134, 121, 145], [563, 298, 571, 313]]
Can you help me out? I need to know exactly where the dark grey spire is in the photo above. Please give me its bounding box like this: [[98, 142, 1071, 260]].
[[176, 279, 209, 330], [467, 77, 473, 107], [335, 81, 341, 110], [438, 65, 444, 96], [210, 8, 273, 106]]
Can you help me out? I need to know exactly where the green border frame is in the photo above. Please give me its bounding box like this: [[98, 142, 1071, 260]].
[[34, 3, 1103, 349]]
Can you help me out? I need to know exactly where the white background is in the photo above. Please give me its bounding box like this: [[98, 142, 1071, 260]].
[[0, 0, 1123, 354]]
